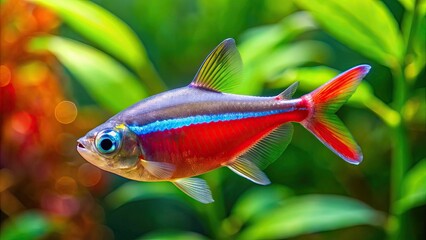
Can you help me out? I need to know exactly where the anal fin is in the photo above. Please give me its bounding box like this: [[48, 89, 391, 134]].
[[173, 178, 214, 204], [228, 158, 270, 185], [226, 123, 294, 184]]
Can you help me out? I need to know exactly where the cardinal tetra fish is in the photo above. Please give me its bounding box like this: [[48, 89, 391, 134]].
[[77, 38, 370, 203]]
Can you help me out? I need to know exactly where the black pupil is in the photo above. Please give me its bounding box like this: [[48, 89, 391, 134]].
[[100, 138, 113, 151]]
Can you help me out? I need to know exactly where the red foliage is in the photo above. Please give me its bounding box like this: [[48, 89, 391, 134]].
[[1, 1, 109, 238]]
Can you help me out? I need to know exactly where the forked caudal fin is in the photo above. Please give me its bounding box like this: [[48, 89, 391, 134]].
[[301, 65, 371, 165]]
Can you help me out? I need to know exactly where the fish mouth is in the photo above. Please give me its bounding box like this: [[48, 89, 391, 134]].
[[77, 142, 85, 149], [77, 137, 98, 165], [77, 137, 90, 155], [76, 137, 112, 172], [77, 138, 86, 150]]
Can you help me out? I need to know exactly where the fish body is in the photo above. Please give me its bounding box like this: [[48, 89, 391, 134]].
[[77, 39, 370, 203], [124, 87, 307, 180]]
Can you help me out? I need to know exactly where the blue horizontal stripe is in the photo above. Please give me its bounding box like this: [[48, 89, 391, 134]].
[[129, 109, 291, 135]]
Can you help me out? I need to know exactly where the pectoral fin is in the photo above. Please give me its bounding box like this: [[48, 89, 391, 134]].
[[140, 160, 175, 179], [173, 178, 214, 204]]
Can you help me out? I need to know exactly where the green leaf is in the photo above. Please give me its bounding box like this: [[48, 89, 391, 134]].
[[267, 66, 339, 90], [29, 0, 144, 71], [237, 195, 385, 240], [29, 0, 165, 94], [105, 182, 182, 209], [238, 41, 330, 95], [0, 211, 54, 240], [396, 159, 426, 213], [138, 230, 209, 240], [237, 12, 323, 95], [230, 185, 293, 224], [352, 83, 401, 127], [29, 36, 148, 113], [239, 12, 317, 64], [409, 14, 426, 80], [399, 0, 415, 10], [257, 41, 329, 79], [400, 0, 426, 14], [295, 0, 404, 67]]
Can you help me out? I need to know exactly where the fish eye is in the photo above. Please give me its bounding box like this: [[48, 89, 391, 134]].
[[95, 130, 121, 154]]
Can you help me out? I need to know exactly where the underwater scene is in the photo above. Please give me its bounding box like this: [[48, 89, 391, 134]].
[[1, 0, 425, 239]]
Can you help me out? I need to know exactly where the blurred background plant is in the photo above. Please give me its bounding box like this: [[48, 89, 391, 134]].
[[0, 0, 424, 239]]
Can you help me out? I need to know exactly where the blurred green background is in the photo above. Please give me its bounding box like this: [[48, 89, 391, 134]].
[[1, 0, 425, 239]]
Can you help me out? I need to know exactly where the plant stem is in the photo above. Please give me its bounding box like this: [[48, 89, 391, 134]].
[[389, 0, 420, 238], [196, 170, 228, 239], [389, 65, 409, 240]]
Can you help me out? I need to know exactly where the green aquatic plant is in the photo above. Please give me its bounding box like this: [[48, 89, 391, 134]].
[[2, 0, 423, 239], [294, 0, 425, 239]]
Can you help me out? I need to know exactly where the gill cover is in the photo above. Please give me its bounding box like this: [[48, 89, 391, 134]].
[[91, 124, 141, 169], [111, 124, 141, 169]]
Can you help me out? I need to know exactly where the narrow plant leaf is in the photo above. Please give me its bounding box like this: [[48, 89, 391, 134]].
[[29, 36, 148, 113], [410, 14, 426, 80], [399, 0, 415, 10], [0, 211, 54, 240], [29, 0, 166, 94], [238, 195, 385, 240], [396, 159, 426, 213], [237, 12, 321, 95], [256, 41, 329, 79], [295, 0, 404, 67], [400, 0, 426, 14], [230, 185, 293, 224], [267, 66, 339, 90], [238, 41, 330, 95], [239, 12, 317, 64], [352, 84, 401, 127], [29, 0, 145, 71], [105, 182, 182, 209]]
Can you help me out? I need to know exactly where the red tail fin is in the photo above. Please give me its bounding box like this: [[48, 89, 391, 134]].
[[301, 65, 370, 164]]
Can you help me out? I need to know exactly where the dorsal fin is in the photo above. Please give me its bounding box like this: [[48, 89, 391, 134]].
[[276, 82, 299, 100], [190, 38, 242, 93]]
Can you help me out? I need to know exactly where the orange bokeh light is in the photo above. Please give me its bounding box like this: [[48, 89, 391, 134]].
[[0, 65, 12, 87], [55, 100, 78, 124], [78, 163, 102, 187], [55, 176, 78, 195], [11, 111, 32, 134]]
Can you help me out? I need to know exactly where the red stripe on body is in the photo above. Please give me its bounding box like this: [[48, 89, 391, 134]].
[[139, 109, 308, 179]]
